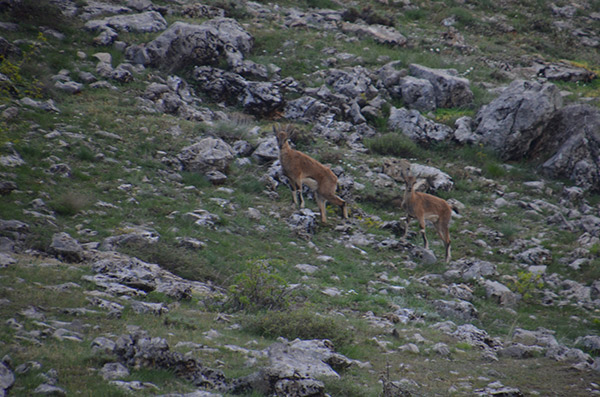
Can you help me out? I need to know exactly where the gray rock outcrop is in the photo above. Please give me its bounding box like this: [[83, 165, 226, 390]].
[[537, 105, 600, 192], [474, 80, 563, 160], [131, 18, 253, 71], [84, 11, 167, 33], [49, 232, 84, 263], [388, 107, 453, 143], [409, 64, 473, 109], [192, 66, 284, 116]]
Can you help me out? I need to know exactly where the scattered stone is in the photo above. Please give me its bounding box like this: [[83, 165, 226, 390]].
[[109, 380, 159, 393], [0, 361, 14, 397], [287, 209, 318, 239], [433, 299, 478, 321], [483, 280, 519, 306], [178, 138, 235, 174], [341, 22, 407, 46], [33, 383, 67, 396], [100, 362, 130, 380], [84, 11, 168, 33], [49, 232, 83, 263]]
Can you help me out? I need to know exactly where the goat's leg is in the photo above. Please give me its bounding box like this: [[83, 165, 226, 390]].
[[298, 185, 305, 208], [315, 193, 327, 223], [436, 221, 451, 263], [402, 216, 411, 238], [290, 186, 299, 207], [418, 218, 428, 249]]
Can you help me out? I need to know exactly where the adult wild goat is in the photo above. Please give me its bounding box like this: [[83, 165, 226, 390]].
[[397, 159, 452, 263], [275, 125, 348, 223]]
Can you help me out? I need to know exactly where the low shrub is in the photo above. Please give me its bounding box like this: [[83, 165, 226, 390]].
[[50, 192, 91, 217], [226, 259, 290, 312], [365, 133, 421, 158], [246, 307, 354, 348]]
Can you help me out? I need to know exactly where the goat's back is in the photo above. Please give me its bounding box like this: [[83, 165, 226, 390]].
[[280, 147, 337, 184]]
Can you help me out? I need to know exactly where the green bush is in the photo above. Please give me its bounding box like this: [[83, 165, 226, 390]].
[[511, 271, 544, 302], [4, 0, 66, 30], [246, 307, 353, 348], [226, 259, 290, 312], [365, 133, 421, 158]]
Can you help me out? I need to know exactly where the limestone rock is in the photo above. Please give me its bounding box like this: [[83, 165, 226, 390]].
[[139, 19, 253, 71], [84, 11, 167, 33], [537, 105, 600, 192], [433, 299, 478, 321], [178, 138, 235, 174], [409, 64, 473, 108], [49, 232, 84, 263], [388, 107, 453, 144], [474, 80, 562, 160], [341, 22, 407, 46], [0, 361, 14, 397]]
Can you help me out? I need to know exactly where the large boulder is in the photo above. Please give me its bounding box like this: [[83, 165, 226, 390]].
[[388, 107, 453, 144], [474, 80, 563, 160], [178, 137, 235, 174], [132, 18, 253, 71], [536, 105, 600, 192], [397, 76, 436, 112], [49, 232, 84, 262], [409, 64, 473, 109]]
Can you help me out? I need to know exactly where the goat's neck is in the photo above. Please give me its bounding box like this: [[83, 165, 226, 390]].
[[280, 140, 293, 155], [402, 182, 414, 205]]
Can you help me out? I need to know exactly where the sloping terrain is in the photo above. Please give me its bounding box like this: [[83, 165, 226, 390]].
[[1, 0, 600, 396]]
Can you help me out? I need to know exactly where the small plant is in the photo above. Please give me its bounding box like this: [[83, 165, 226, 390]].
[[50, 192, 91, 217], [210, 119, 253, 143], [226, 258, 290, 312], [181, 171, 211, 189], [512, 271, 544, 302]]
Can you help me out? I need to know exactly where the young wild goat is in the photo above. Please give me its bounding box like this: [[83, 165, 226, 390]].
[[397, 159, 452, 263], [275, 125, 348, 223]]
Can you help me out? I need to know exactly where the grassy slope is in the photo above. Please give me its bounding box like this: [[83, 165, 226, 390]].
[[1, 0, 600, 395]]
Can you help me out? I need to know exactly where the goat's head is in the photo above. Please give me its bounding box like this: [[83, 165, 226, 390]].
[[397, 159, 412, 182], [274, 124, 290, 149]]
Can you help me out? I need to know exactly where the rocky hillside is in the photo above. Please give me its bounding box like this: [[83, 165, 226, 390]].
[[1, 0, 600, 395]]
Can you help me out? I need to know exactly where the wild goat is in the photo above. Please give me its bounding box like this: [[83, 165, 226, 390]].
[[275, 125, 348, 223], [397, 159, 452, 263]]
